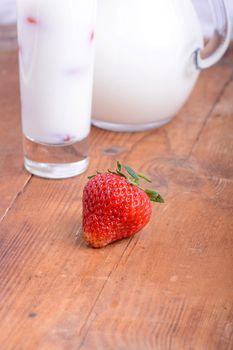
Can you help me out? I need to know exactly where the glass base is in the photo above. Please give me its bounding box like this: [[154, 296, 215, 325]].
[[91, 118, 172, 132], [23, 135, 89, 179]]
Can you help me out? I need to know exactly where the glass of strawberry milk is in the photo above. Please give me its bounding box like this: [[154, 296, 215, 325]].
[[16, 0, 96, 178]]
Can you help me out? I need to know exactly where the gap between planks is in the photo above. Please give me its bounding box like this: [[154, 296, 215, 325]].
[[0, 175, 32, 225], [77, 237, 133, 349], [188, 72, 233, 158]]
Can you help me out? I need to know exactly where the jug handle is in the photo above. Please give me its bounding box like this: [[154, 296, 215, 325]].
[[195, 0, 232, 69]]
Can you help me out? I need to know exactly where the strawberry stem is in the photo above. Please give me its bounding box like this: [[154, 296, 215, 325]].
[[137, 172, 152, 183], [116, 169, 127, 178]]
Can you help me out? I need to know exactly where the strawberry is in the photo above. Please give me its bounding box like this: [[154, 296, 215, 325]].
[[82, 162, 164, 248], [89, 30, 95, 42], [26, 16, 38, 25]]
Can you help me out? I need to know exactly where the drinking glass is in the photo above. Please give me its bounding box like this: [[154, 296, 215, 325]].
[[17, 0, 96, 178]]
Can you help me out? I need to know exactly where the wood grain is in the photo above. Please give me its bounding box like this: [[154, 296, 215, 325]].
[[0, 44, 233, 350]]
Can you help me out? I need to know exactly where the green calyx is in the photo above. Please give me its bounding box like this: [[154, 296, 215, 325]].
[[144, 189, 164, 203], [88, 161, 164, 204]]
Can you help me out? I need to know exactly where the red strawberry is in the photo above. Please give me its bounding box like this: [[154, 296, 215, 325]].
[[26, 16, 38, 25], [90, 30, 95, 42], [82, 162, 164, 248]]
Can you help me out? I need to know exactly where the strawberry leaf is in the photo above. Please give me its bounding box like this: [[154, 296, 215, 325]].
[[88, 170, 102, 179], [117, 161, 122, 172], [145, 189, 164, 203], [124, 165, 139, 182]]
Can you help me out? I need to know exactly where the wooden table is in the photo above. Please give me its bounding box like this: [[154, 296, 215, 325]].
[[0, 45, 233, 350]]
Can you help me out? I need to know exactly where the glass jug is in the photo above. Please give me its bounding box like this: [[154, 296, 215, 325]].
[[92, 0, 231, 131]]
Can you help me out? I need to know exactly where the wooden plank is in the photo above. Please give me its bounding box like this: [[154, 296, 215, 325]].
[[0, 46, 232, 349], [0, 51, 31, 220]]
